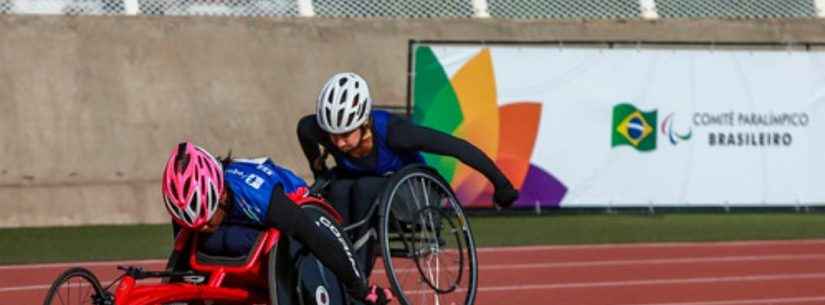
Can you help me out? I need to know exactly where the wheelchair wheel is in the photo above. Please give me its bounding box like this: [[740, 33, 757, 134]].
[[379, 165, 478, 305], [270, 202, 351, 305], [43, 267, 107, 305], [269, 235, 291, 305]]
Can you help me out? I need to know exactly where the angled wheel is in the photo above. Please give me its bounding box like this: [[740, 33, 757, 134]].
[[43, 267, 108, 305], [379, 165, 478, 305], [269, 235, 291, 305]]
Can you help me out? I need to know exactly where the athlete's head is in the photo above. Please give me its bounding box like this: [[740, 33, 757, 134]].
[[161, 142, 226, 231], [315, 72, 372, 152]]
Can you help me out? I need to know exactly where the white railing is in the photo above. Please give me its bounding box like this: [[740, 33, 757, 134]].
[[0, 0, 818, 19]]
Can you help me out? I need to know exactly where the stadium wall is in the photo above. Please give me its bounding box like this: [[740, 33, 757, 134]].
[[1, 15, 823, 227]]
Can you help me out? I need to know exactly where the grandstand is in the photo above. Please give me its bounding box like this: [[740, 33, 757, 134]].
[[0, 0, 821, 19]]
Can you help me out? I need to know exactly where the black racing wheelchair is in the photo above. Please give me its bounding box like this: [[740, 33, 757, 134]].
[[328, 164, 479, 305]]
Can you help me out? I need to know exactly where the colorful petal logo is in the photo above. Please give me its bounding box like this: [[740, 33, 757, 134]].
[[412, 46, 567, 208]]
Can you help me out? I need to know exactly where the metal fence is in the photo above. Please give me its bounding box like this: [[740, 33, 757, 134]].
[[0, 0, 823, 19]]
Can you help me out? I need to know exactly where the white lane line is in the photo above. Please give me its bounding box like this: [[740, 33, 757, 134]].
[[479, 254, 825, 269], [0, 284, 51, 293], [373, 253, 825, 274], [477, 239, 825, 253], [6, 253, 821, 287], [476, 273, 825, 291], [0, 279, 160, 293], [6, 239, 825, 270], [621, 296, 825, 305], [5, 272, 825, 294], [401, 272, 825, 295], [0, 259, 166, 271]]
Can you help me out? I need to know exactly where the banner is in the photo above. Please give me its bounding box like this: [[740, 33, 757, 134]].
[[410, 43, 825, 208]]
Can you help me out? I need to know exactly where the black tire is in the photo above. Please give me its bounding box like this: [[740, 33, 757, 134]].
[[270, 202, 354, 305], [379, 165, 478, 305], [43, 267, 106, 305], [299, 204, 352, 305], [269, 235, 296, 305]]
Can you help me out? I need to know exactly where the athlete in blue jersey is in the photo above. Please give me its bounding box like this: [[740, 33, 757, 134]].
[[297, 73, 519, 276], [162, 142, 393, 305]]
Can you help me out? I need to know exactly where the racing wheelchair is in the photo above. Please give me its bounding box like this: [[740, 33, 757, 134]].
[[42, 165, 479, 305]]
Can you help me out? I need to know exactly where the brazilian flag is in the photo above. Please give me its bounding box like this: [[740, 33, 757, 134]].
[[611, 103, 657, 151]]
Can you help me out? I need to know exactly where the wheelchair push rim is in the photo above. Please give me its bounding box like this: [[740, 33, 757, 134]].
[[379, 167, 478, 305]]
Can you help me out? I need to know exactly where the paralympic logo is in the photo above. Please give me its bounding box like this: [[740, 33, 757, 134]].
[[661, 113, 692, 145]]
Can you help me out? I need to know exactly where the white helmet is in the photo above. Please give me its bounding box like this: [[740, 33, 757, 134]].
[[316, 72, 372, 134]]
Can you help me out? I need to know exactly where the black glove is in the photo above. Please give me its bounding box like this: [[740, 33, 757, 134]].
[[309, 170, 336, 194], [493, 186, 519, 208], [362, 285, 393, 305]]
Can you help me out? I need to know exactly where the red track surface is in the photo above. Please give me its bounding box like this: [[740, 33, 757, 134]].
[[4, 239, 825, 305]]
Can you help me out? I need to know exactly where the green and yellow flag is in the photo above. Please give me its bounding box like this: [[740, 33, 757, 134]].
[[611, 103, 657, 152]]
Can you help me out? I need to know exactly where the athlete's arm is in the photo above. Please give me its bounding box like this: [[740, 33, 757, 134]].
[[263, 185, 370, 299], [296, 115, 329, 178], [386, 116, 518, 205]]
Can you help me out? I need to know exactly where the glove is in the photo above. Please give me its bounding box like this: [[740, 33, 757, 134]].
[[309, 170, 336, 194], [493, 186, 519, 208], [362, 285, 394, 305]]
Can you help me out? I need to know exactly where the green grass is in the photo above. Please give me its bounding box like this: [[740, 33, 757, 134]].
[[0, 225, 174, 265], [2, 213, 825, 265], [470, 213, 825, 246]]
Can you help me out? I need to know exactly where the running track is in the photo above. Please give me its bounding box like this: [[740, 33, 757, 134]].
[[3, 239, 825, 305]]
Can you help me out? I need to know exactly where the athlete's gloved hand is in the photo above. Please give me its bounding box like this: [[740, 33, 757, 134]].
[[310, 170, 336, 194], [362, 285, 394, 305], [493, 186, 519, 208]]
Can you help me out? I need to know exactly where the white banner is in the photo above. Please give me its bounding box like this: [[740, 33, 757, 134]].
[[411, 43, 825, 207]]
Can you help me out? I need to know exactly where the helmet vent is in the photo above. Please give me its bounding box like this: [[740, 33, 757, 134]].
[[209, 183, 218, 211], [169, 180, 179, 198], [327, 88, 335, 104], [345, 113, 356, 127], [183, 179, 191, 197], [358, 102, 367, 117], [189, 194, 199, 215], [339, 77, 348, 86], [340, 91, 348, 105], [336, 109, 344, 127], [181, 207, 193, 225]]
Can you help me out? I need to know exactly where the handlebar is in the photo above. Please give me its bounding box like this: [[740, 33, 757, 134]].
[[117, 266, 197, 280]]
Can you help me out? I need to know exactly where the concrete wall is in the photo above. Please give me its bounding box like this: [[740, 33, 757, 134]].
[[2, 15, 825, 227]]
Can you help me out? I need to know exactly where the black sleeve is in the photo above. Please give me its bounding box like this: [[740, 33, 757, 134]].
[[264, 185, 369, 299], [296, 115, 328, 178], [387, 116, 514, 190]]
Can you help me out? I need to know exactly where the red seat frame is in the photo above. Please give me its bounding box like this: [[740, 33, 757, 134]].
[[112, 195, 342, 305]]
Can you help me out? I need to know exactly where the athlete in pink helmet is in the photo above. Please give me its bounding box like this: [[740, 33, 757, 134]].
[[161, 143, 225, 231], [161, 142, 393, 305]]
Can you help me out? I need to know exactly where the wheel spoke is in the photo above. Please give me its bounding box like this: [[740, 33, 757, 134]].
[[57, 286, 66, 305], [407, 178, 422, 212]]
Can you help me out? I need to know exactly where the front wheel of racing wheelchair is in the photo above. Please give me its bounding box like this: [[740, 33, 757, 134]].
[[371, 165, 479, 305]]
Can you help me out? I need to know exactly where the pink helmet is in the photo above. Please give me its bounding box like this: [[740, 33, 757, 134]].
[[161, 142, 225, 230]]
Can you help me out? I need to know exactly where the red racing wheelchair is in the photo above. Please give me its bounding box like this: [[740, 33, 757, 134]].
[[42, 165, 479, 305]]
